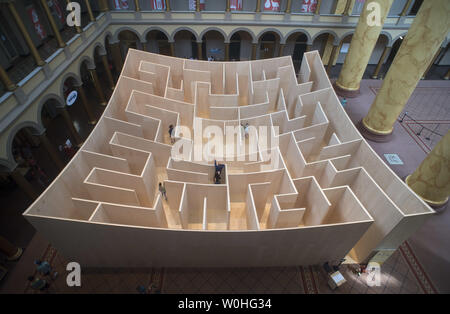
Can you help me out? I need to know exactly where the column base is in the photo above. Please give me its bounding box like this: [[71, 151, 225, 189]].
[[357, 119, 393, 142], [6, 84, 17, 91], [405, 175, 449, 213], [333, 82, 360, 98], [6, 247, 23, 261]]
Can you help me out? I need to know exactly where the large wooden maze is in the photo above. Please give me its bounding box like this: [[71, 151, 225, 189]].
[[24, 50, 434, 267]]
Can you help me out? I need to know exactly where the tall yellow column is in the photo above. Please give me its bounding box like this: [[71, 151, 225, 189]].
[[197, 42, 203, 60], [286, 0, 292, 13], [371, 46, 391, 79], [110, 42, 124, 72], [335, 0, 393, 96], [38, 131, 65, 170], [326, 44, 339, 75], [251, 43, 257, 60], [226, 0, 230, 12], [101, 54, 115, 90], [40, 0, 65, 48], [134, 0, 141, 11], [10, 167, 39, 200], [225, 43, 230, 61], [335, 0, 349, 14], [7, 2, 45, 66], [343, 0, 356, 15], [278, 44, 285, 57], [256, 0, 261, 13], [444, 69, 450, 80], [0, 65, 16, 91], [196, 0, 200, 12], [170, 42, 175, 57], [0, 235, 23, 261], [99, 0, 109, 12], [400, 0, 413, 16], [75, 84, 97, 124], [362, 0, 450, 138], [315, 0, 322, 14], [89, 69, 107, 106], [59, 106, 83, 147], [165, 0, 170, 11], [406, 131, 450, 208], [84, 0, 96, 22]]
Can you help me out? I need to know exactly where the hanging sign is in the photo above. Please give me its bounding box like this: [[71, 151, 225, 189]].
[[300, 0, 317, 13], [263, 0, 280, 11], [151, 0, 166, 10], [230, 0, 243, 11], [66, 90, 78, 107], [27, 6, 47, 40], [113, 0, 129, 9]]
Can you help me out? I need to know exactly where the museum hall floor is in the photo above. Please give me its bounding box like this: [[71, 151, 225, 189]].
[[0, 78, 449, 294]]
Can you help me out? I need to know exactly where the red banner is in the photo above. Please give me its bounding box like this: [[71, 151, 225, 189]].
[[230, 0, 243, 11], [300, 0, 317, 13], [27, 6, 46, 40], [113, 0, 129, 9], [151, 0, 166, 10], [263, 0, 280, 11]]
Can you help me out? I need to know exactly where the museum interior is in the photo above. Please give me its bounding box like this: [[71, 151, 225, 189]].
[[0, 0, 449, 294]]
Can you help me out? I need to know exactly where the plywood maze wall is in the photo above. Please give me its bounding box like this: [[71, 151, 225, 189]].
[[23, 50, 434, 267]]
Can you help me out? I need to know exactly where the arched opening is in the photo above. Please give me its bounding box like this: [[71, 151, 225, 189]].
[[312, 32, 337, 66], [409, 0, 423, 16], [384, 36, 404, 75], [146, 30, 171, 55], [285, 32, 309, 73], [202, 30, 226, 61], [367, 34, 390, 79], [258, 32, 281, 59], [79, 59, 108, 111], [118, 30, 141, 60], [40, 97, 79, 163], [105, 35, 120, 79], [93, 46, 114, 98], [11, 126, 58, 192], [423, 42, 449, 80], [230, 31, 253, 61], [173, 30, 197, 59]]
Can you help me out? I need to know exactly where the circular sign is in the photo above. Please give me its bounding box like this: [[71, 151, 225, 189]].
[[66, 90, 78, 107]]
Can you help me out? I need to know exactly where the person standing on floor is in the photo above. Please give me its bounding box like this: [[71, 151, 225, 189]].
[[214, 171, 221, 184], [34, 260, 52, 276], [244, 122, 249, 139], [27, 276, 49, 291], [168, 125, 175, 144], [159, 182, 167, 201]]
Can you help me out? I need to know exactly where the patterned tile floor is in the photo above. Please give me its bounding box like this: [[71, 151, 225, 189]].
[[11, 241, 430, 294]]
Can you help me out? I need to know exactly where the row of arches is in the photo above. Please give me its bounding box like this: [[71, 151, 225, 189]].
[[111, 26, 399, 48], [114, 27, 405, 75]]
